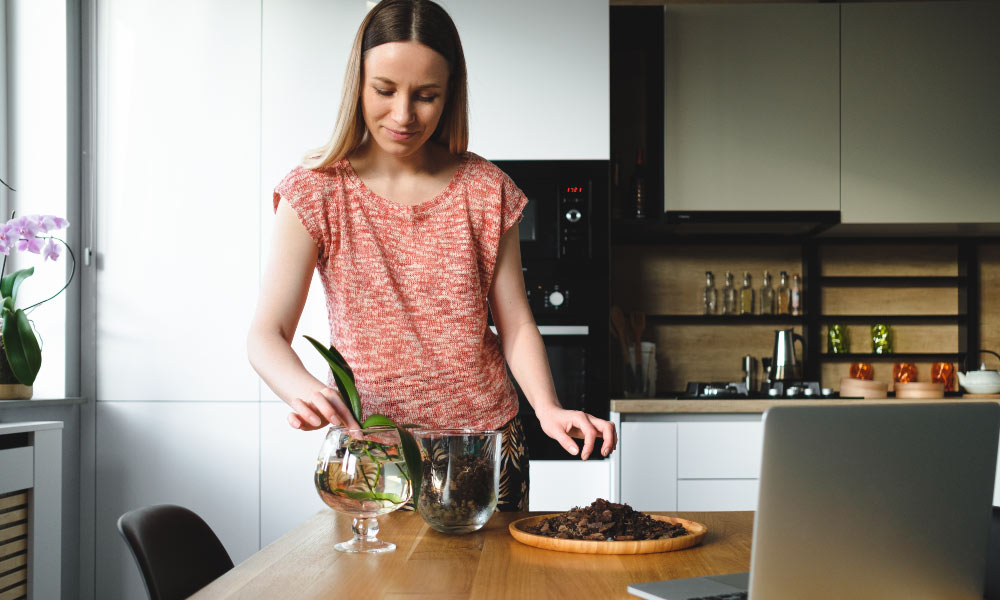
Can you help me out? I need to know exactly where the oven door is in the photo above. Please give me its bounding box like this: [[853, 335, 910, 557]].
[[511, 325, 594, 460], [515, 179, 558, 260]]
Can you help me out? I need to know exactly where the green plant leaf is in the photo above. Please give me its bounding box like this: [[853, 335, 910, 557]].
[[1, 308, 41, 385], [362, 414, 424, 510], [2, 297, 13, 314], [0, 267, 34, 303], [304, 335, 363, 424]]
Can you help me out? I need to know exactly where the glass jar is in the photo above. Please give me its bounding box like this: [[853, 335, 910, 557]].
[[871, 323, 892, 354], [827, 324, 847, 354]]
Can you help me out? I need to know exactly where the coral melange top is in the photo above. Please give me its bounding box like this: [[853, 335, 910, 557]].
[[274, 152, 527, 430]]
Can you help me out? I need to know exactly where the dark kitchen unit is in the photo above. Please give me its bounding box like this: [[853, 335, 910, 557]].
[[491, 160, 610, 460]]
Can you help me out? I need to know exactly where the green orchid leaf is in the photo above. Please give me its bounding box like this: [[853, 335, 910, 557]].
[[362, 414, 424, 510], [0, 267, 34, 303], [1, 308, 41, 385], [303, 335, 363, 425], [2, 297, 13, 314]]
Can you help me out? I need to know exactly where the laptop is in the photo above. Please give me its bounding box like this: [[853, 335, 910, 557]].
[[628, 403, 1000, 600]]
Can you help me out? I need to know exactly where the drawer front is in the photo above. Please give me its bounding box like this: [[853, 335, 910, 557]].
[[677, 479, 759, 511], [0, 447, 33, 495], [678, 421, 763, 479]]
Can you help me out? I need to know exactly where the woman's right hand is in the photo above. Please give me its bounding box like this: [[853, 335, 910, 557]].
[[287, 387, 361, 431]]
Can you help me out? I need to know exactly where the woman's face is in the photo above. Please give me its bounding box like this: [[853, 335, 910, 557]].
[[360, 41, 450, 159]]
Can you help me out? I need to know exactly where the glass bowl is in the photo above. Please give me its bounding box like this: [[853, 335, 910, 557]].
[[414, 428, 501, 534]]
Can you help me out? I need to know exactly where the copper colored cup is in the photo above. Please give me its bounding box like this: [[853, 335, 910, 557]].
[[893, 362, 918, 383], [849, 362, 874, 380], [931, 362, 957, 392]]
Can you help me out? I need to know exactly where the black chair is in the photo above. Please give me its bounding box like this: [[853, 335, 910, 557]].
[[117, 504, 234, 600]]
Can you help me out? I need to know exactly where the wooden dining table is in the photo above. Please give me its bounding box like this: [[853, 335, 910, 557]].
[[191, 509, 753, 600]]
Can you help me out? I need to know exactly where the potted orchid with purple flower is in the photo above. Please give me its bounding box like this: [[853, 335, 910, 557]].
[[0, 190, 74, 396]]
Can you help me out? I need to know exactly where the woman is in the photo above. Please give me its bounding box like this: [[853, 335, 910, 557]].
[[247, 0, 616, 510]]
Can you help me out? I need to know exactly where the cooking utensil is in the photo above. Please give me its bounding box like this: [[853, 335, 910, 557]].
[[509, 514, 707, 555], [610, 306, 636, 389], [770, 329, 805, 381], [629, 310, 646, 347]]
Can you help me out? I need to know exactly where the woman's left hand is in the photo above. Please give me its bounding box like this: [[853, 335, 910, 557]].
[[535, 406, 618, 460]]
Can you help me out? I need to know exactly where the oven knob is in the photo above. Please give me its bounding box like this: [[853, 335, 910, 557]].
[[564, 209, 583, 223], [548, 291, 565, 307]]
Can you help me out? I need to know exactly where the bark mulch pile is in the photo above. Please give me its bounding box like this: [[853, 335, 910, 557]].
[[521, 498, 689, 541]]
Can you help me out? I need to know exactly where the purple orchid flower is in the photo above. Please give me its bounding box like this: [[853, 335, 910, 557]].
[[10, 215, 40, 239], [16, 236, 44, 254], [42, 239, 62, 261], [34, 215, 70, 233]]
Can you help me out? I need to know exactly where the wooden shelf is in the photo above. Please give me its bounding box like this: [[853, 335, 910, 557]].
[[645, 314, 806, 325], [819, 276, 967, 287], [817, 314, 967, 325], [819, 352, 964, 362]]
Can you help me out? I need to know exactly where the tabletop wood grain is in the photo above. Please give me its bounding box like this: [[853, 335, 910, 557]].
[[190, 510, 753, 600]]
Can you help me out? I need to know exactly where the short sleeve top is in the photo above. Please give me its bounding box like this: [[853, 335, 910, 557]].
[[273, 152, 527, 430]]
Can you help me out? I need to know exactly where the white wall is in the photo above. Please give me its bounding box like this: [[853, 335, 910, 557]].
[[91, 1, 608, 598]]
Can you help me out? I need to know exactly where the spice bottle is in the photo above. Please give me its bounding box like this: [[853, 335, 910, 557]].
[[740, 272, 754, 315], [790, 273, 802, 316], [702, 271, 718, 315], [721, 272, 737, 316], [759, 270, 775, 315], [776, 271, 790, 315]]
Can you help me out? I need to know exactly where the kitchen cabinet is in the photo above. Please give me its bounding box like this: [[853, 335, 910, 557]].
[[612, 414, 761, 511], [613, 407, 1000, 511], [662, 5, 840, 213], [840, 1, 1000, 224], [447, 0, 609, 160]]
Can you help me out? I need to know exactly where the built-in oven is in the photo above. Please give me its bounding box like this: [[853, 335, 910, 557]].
[[491, 160, 610, 460]]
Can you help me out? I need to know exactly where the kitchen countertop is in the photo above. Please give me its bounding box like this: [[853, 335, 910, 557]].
[[611, 397, 1000, 414]]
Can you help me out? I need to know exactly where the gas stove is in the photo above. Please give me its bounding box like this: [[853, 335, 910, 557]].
[[683, 381, 833, 399]]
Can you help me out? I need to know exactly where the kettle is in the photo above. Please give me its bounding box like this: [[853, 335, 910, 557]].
[[771, 329, 805, 381], [957, 350, 1000, 395]]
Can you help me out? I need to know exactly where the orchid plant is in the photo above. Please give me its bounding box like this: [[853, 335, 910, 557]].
[[305, 335, 424, 508], [0, 181, 74, 387]]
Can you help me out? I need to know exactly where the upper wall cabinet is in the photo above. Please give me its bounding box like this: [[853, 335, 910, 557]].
[[663, 5, 840, 212], [841, 2, 1000, 224], [445, 0, 609, 160]]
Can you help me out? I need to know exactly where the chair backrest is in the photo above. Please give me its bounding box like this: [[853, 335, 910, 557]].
[[117, 504, 234, 600]]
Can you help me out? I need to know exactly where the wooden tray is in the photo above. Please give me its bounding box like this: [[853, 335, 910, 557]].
[[508, 514, 707, 555]]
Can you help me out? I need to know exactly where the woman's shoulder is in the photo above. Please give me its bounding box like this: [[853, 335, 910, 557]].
[[277, 159, 351, 193], [461, 151, 517, 190]]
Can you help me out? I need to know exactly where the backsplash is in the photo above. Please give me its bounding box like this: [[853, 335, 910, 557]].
[[610, 240, 1000, 396]]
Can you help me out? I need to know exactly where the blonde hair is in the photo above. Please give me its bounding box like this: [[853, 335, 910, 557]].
[[303, 0, 469, 170]]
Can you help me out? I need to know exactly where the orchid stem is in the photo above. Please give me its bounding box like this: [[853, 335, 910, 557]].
[[23, 237, 76, 313]]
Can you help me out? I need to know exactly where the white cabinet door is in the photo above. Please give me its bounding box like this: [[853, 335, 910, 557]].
[[445, 0, 609, 160], [677, 480, 759, 512], [677, 421, 763, 479], [620, 422, 677, 511], [663, 5, 840, 212], [529, 460, 611, 512], [95, 402, 260, 600], [260, 403, 331, 546], [96, 0, 261, 402], [841, 2, 1000, 224]]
